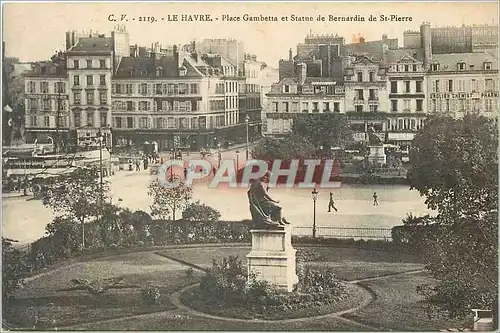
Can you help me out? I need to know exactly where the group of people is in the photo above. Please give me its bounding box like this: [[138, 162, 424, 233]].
[[327, 191, 379, 212]]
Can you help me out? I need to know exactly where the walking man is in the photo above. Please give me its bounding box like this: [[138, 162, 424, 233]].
[[328, 192, 338, 212], [373, 192, 379, 206], [184, 167, 188, 179], [212, 166, 217, 176]]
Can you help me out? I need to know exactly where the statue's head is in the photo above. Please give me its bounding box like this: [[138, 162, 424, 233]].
[[261, 170, 272, 182]]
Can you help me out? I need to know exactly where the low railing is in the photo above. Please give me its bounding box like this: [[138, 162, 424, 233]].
[[292, 226, 392, 240]]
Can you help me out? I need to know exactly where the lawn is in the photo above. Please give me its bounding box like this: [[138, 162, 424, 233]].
[[7, 252, 203, 329], [70, 309, 371, 331], [343, 272, 469, 331]]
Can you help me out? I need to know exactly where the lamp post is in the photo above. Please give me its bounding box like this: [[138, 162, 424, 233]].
[[235, 149, 240, 170], [245, 114, 250, 160], [311, 188, 318, 239]]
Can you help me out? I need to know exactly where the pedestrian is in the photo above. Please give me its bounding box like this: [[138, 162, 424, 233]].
[[17, 177, 21, 192], [128, 159, 133, 171], [143, 158, 148, 170], [212, 166, 216, 176], [184, 167, 188, 179], [328, 192, 338, 212], [135, 161, 140, 171], [373, 192, 379, 206]]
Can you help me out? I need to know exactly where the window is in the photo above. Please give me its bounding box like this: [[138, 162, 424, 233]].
[[86, 60, 92, 68], [115, 117, 122, 128], [55, 82, 65, 94], [458, 99, 465, 112], [431, 64, 439, 71], [323, 102, 329, 111], [42, 99, 50, 111], [391, 100, 398, 112], [404, 65, 409, 72], [484, 62, 492, 70], [485, 79, 493, 91], [355, 89, 363, 100], [190, 83, 199, 94], [126, 84, 133, 94], [74, 75, 80, 86], [179, 83, 188, 94], [86, 75, 93, 86], [87, 111, 94, 126], [127, 101, 134, 111], [99, 75, 106, 85], [272, 102, 278, 112], [434, 80, 440, 92], [156, 84, 162, 95], [357, 72, 363, 82], [100, 59, 106, 69], [74, 91, 81, 105], [412, 64, 417, 71], [458, 62, 466, 71], [369, 89, 376, 100], [431, 99, 436, 112], [445, 100, 450, 112], [73, 60, 79, 69], [391, 81, 397, 93], [74, 112, 81, 127], [312, 102, 318, 111], [140, 83, 148, 95], [283, 102, 289, 112], [355, 105, 363, 113], [416, 81, 422, 93], [471, 79, 477, 92], [403, 99, 410, 111], [416, 100, 423, 112], [448, 80, 453, 92], [86, 91, 94, 105], [28, 81, 36, 93], [333, 102, 340, 112], [302, 102, 308, 112], [140, 117, 148, 128], [156, 68, 163, 77], [284, 85, 290, 93], [369, 72, 375, 82], [100, 113, 107, 127], [404, 81, 411, 93], [115, 84, 122, 94], [127, 117, 133, 128], [99, 91, 107, 104]]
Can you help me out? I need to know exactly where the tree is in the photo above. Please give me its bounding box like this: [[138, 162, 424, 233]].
[[40, 166, 109, 247], [2, 238, 29, 310], [182, 201, 221, 222], [292, 113, 353, 152], [147, 175, 193, 221], [408, 115, 498, 322], [251, 135, 316, 161], [45, 215, 82, 258]]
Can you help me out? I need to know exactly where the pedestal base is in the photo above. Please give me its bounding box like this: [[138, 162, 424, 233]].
[[246, 225, 298, 292], [368, 145, 386, 166]]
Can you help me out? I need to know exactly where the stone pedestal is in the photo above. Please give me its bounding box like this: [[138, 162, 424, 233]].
[[246, 225, 298, 292], [368, 145, 386, 166]]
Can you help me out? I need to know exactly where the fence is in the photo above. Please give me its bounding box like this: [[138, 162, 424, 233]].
[[293, 226, 392, 240]]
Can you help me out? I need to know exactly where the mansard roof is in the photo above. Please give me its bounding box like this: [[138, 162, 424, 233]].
[[114, 55, 204, 78], [431, 52, 497, 71], [68, 37, 113, 54]]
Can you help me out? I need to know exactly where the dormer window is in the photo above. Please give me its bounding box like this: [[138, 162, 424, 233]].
[[431, 64, 440, 71], [127, 68, 134, 76], [284, 85, 290, 93], [156, 67, 164, 77], [484, 62, 492, 70], [179, 66, 187, 76], [378, 67, 386, 77], [458, 62, 466, 71], [404, 65, 409, 72], [141, 70, 147, 75]]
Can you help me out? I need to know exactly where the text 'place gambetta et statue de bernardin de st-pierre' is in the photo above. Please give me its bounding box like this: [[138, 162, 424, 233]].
[[246, 171, 298, 292]]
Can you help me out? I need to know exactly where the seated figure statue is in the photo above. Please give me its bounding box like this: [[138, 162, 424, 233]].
[[247, 171, 290, 229], [367, 126, 384, 145]]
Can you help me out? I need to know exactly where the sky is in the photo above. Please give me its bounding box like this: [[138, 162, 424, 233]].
[[3, 2, 499, 67]]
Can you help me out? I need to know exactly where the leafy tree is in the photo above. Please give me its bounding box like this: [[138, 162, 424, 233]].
[[182, 201, 221, 222], [148, 175, 193, 221], [2, 238, 29, 309], [98, 203, 124, 247], [45, 215, 82, 258], [251, 135, 316, 161], [292, 113, 353, 152], [40, 166, 109, 247], [408, 115, 498, 322]]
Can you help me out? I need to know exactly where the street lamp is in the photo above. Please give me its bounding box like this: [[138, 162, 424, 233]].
[[245, 114, 250, 160], [235, 149, 240, 170], [311, 188, 319, 239]]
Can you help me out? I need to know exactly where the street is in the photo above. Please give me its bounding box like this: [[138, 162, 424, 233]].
[[2, 152, 431, 244]]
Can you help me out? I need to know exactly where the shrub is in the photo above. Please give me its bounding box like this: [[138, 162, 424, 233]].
[[141, 285, 161, 305], [182, 201, 221, 222], [2, 239, 29, 308]]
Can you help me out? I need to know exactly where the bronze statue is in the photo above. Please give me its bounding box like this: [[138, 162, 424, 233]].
[[247, 171, 290, 229], [367, 126, 384, 145]]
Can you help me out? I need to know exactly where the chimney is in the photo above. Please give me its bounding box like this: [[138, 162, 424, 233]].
[[297, 62, 307, 85], [251, 54, 257, 62], [420, 21, 432, 68]]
